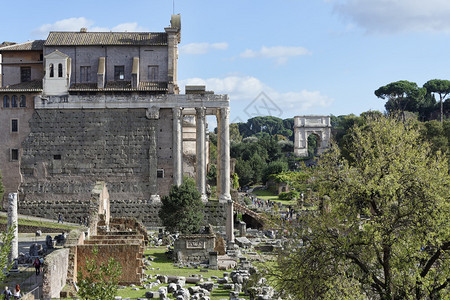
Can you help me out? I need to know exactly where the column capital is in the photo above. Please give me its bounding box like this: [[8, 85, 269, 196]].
[[219, 107, 230, 118], [172, 106, 183, 118], [195, 106, 206, 117]]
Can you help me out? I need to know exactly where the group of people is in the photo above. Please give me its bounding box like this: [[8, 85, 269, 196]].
[[2, 285, 21, 299], [2, 258, 43, 299]]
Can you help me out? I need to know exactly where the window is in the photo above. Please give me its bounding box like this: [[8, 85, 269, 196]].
[[19, 95, 26, 107], [58, 63, 63, 77], [11, 149, 19, 161], [21, 67, 31, 82], [114, 66, 125, 80], [53, 154, 61, 160], [49, 64, 54, 77], [11, 95, 17, 108], [148, 65, 159, 82], [80, 66, 91, 82], [157, 169, 164, 178], [11, 119, 18, 132], [3, 95, 9, 108]]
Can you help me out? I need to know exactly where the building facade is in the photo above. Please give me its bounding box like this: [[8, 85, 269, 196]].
[[0, 15, 231, 226]]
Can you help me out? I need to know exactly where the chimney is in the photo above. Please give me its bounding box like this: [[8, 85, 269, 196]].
[[80, 28, 87, 33]]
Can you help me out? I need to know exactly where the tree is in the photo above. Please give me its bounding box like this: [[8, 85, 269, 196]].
[[270, 117, 450, 299], [375, 80, 426, 119], [231, 173, 239, 190], [262, 159, 289, 183], [159, 177, 205, 234], [424, 79, 450, 123], [77, 247, 122, 300], [0, 225, 15, 284]]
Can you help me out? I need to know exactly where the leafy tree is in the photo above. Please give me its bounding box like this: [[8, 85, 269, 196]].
[[235, 159, 254, 187], [375, 80, 426, 119], [262, 159, 289, 183], [270, 117, 450, 299], [206, 164, 217, 184], [0, 225, 15, 284], [231, 173, 239, 190], [159, 177, 205, 234], [77, 247, 122, 300], [424, 79, 450, 122], [229, 123, 242, 143]]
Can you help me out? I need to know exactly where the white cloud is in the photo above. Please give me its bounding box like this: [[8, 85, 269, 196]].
[[179, 76, 333, 120], [32, 18, 148, 38], [332, 0, 450, 33], [239, 46, 311, 65], [111, 22, 147, 32], [180, 42, 228, 55]]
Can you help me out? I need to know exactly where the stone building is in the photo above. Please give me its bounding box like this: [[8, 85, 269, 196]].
[[0, 15, 231, 226]]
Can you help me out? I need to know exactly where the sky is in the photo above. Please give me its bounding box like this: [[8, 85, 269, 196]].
[[2, 0, 450, 124]]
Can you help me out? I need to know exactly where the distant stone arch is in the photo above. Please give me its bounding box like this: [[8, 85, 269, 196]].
[[294, 115, 331, 157]]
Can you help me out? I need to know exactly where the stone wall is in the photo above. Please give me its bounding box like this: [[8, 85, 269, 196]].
[[16, 198, 227, 227], [20, 108, 159, 203], [42, 248, 70, 299]]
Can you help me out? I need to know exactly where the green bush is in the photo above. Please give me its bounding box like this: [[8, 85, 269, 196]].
[[278, 190, 300, 200]]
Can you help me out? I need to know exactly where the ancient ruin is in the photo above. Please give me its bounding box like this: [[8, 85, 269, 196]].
[[294, 115, 331, 156], [0, 15, 230, 227]]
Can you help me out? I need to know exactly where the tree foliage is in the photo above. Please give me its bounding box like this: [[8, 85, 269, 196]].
[[159, 177, 205, 234], [0, 225, 15, 284], [77, 247, 122, 300], [424, 79, 450, 122], [375, 80, 427, 119], [270, 117, 450, 299]]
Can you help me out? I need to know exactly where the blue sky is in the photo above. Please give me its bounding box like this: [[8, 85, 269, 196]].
[[2, 0, 450, 123]]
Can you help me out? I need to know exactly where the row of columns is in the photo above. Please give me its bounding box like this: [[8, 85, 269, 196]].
[[172, 106, 231, 203]]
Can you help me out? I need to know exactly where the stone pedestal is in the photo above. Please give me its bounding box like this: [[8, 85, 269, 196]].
[[209, 251, 218, 270], [238, 221, 246, 237], [7, 193, 18, 267]]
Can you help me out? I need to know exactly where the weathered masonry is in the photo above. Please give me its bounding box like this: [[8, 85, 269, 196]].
[[294, 115, 331, 157], [0, 15, 231, 226]]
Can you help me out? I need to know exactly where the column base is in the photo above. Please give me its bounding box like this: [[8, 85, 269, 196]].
[[150, 194, 161, 202], [219, 194, 232, 203], [201, 194, 208, 203]]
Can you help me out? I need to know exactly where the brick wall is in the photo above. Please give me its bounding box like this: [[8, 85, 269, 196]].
[[76, 243, 143, 285]]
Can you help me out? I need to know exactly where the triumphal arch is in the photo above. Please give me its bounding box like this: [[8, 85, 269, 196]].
[[294, 115, 331, 157]]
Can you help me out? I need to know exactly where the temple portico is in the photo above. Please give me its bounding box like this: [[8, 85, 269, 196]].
[[34, 87, 231, 203]]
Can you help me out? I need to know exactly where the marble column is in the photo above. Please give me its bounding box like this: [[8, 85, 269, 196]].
[[196, 107, 208, 202], [218, 107, 231, 202], [216, 109, 222, 196], [226, 200, 235, 243], [7, 193, 18, 267], [172, 107, 183, 186]]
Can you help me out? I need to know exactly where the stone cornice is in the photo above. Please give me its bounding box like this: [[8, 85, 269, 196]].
[[34, 93, 229, 110]]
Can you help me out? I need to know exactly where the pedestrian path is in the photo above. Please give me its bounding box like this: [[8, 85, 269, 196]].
[[0, 210, 80, 227]]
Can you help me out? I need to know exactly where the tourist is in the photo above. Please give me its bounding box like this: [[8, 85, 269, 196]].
[[33, 257, 41, 275], [13, 285, 21, 299], [2, 286, 12, 300], [58, 213, 63, 223]]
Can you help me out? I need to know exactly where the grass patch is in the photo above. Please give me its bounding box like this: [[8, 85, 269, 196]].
[[252, 189, 297, 206], [0, 215, 82, 231]]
